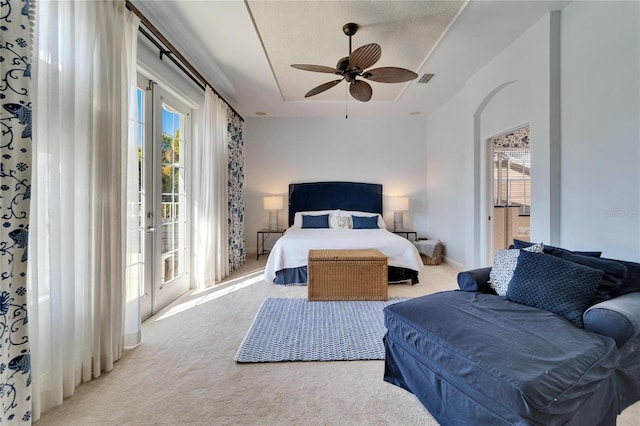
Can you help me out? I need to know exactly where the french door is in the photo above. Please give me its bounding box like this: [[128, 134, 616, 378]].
[[137, 75, 191, 321]]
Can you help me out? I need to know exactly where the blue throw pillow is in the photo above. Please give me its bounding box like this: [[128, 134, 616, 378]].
[[551, 251, 627, 306], [301, 214, 329, 229], [513, 239, 602, 258], [352, 215, 378, 229], [457, 268, 495, 294], [505, 251, 603, 327], [606, 258, 640, 297]]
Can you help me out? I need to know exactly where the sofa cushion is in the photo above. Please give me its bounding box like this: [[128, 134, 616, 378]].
[[551, 251, 627, 305], [489, 243, 543, 297], [505, 251, 603, 327], [513, 239, 602, 257], [383, 291, 620, 424]]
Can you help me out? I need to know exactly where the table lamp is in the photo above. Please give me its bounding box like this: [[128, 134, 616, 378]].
[[389, 196, 409, 232], [263, 196, 283, 231]]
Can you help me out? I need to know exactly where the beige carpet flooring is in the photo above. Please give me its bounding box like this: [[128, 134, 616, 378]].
[[37, 258, 640, 425]]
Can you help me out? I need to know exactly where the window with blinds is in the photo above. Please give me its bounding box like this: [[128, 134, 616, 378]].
[[493, 149, 530, 215]]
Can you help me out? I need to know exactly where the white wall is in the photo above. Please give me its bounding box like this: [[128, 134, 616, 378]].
[[560, 0, 640, 260], [427, 12, 555, 267], [426, 1, 640, 267], [245, 116, 428, 252], [425, 90, 470, 266]]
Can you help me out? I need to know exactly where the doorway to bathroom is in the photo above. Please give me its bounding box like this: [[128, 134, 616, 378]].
[[490, 125, 531, 253]]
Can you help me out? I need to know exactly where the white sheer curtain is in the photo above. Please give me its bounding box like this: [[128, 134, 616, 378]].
[[194, 87, 229, 287], [28, 0, 140, 420]]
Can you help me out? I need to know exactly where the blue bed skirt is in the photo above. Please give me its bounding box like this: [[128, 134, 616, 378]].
[[273, 266, 419, 285]]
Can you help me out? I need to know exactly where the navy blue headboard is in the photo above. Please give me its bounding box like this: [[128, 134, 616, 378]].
[[288, 181, 383, 226]]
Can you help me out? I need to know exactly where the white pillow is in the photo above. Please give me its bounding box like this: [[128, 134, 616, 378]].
[[292, 210, 339, 228], [335, 216, 350, 229], [489, 243, 544, 296], [339, 210, 386, 229]]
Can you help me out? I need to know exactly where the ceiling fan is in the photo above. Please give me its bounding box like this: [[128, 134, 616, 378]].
[[291, 23, 418, 102]]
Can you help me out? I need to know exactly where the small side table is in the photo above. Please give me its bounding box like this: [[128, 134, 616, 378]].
[[392, 230, 418, 241], [257, 229, 286, 260]]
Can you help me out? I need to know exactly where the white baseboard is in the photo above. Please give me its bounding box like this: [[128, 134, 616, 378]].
[[443, 256, 465, 272]]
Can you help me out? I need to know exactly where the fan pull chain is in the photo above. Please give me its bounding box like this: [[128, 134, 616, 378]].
[[345, 84, 348, 119]]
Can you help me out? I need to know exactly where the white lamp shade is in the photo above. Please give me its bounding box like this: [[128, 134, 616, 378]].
[[263, 196, 283, 210], [389, 196, 409, 211]]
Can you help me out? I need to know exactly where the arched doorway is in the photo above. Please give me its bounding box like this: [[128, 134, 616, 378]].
[[472, 80, 521, 266]]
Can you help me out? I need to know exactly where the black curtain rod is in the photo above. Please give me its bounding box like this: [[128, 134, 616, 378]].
[[125, 0, 244, 121]]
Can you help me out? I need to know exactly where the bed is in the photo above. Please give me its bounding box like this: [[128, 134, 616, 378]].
[[263, 182, 423, 285]]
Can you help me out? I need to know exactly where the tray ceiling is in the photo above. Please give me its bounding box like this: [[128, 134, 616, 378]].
[[246, 0, 465, 102], [130, 0, 571, 118]]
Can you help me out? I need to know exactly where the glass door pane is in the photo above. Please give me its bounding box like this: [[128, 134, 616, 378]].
[[160, 103, 187, 286], [136, 75, 152, 321], [152, 91, 191, 312]]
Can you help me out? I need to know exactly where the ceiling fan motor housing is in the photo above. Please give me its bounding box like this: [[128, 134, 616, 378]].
[[337, 57, 350, 72]]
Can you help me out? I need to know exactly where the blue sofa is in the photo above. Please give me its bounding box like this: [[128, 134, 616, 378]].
[[383, 247, 640, 425]]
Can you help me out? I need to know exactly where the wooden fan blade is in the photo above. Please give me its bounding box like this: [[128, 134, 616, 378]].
[[291, 64, 338, 74], [349, 80, 372, 102], [364, 67, 418, 83], [349, 43, 381, 70], [304, 79, 343, 97]]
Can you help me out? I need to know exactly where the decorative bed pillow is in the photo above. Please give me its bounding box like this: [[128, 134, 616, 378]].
[[301, 214, 330, 229], [293, 210, 337, 228], [505, 250, 603, 327], [340, 210, 386, 229], [489, 243, 544, 297], [352, 215, 379, 229], [335, 216, 350, 229]]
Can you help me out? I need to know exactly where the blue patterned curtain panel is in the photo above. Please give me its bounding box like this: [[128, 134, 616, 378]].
[[0, 0, 33, 423], [227, 111, 245, 272]]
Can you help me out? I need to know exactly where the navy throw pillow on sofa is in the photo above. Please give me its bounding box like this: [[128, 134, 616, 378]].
[[505, 251, 603, 327], [513, 239, 602, 258], [352, 215, 378, 229], [605, 258, 640, 297], [301, 214, 329, 229], [551, 250, 627, 305]]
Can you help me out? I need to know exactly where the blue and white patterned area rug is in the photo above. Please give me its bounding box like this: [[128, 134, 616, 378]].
[[235, 297, 408, 363]]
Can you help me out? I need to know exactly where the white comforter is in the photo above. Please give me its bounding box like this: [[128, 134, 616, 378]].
[[263, 228, 423, 283]]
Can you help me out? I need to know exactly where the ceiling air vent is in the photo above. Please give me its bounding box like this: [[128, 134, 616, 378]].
[[417, 73, 435, 84]]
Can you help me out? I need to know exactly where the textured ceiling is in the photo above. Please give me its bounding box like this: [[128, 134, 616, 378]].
[[246, 0, 466, 102]]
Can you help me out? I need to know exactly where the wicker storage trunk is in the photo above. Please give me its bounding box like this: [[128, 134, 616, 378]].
[[307, 249, 388, 301]]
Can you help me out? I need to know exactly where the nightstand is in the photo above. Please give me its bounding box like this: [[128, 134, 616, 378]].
[[392, 230, 418, 241], [257, 229, 286, 260]]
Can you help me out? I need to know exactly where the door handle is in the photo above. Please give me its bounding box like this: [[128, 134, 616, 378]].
[[146, 226, 157, 233]]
